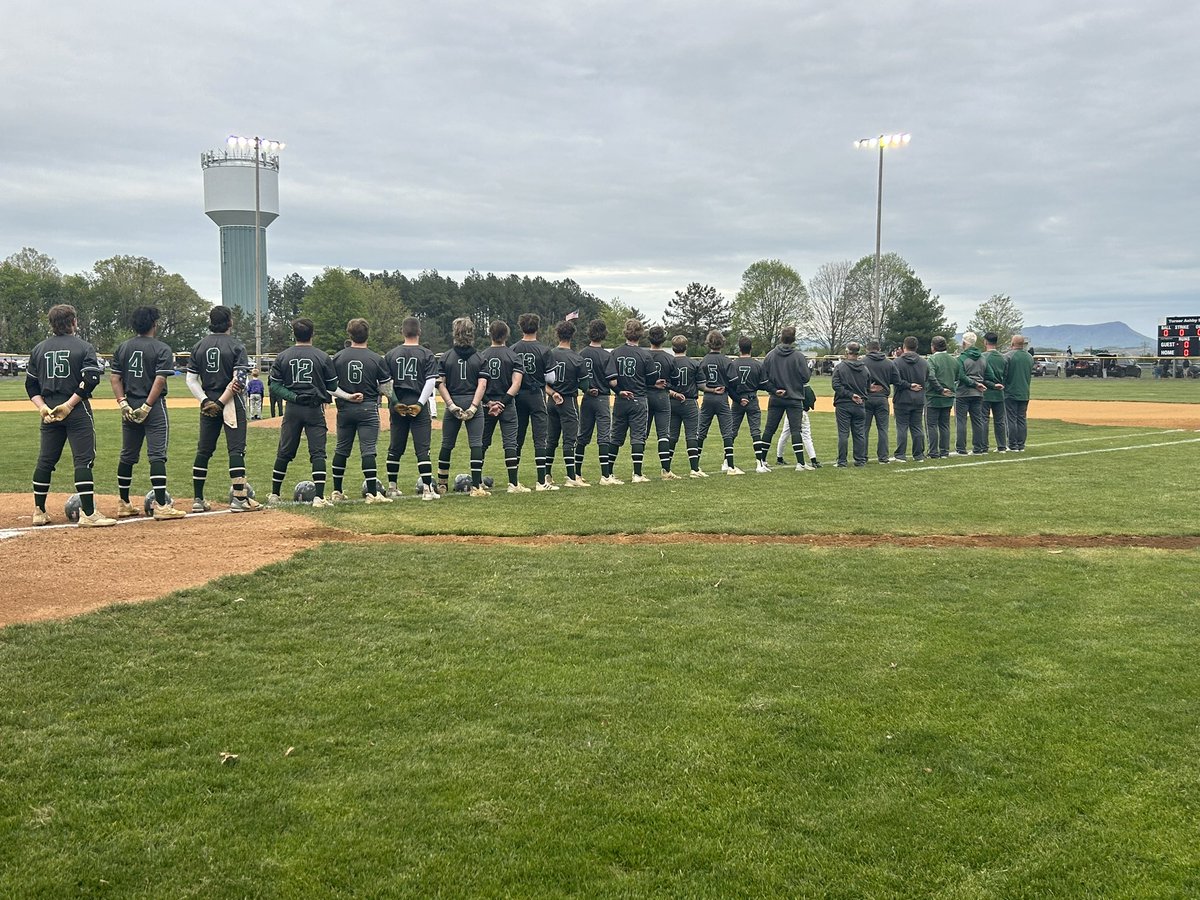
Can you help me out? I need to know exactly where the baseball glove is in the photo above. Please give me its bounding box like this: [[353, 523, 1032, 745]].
[[201, 399, 224, 417]]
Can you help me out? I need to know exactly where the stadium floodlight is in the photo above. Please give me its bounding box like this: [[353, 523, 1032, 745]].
[[226, 135, 286, 364], [854, 132, 911, 342]]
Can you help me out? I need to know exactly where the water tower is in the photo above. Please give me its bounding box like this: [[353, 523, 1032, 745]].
[[200, 136, 284, 359]]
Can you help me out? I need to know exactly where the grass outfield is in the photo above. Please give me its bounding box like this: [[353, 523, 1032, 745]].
[[0, 409, 1198, 536], [2, 542, 1198, 897]]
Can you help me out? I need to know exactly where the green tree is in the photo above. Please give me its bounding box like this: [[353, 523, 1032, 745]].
[[968, 294, 1024, 347], [302, 268, 369, 354], [845, 253, 915, 342], [155, 274, 211, 351], [662, 283, 731, 349], [807, 259, 863, 354], [597, 298, 648, 342], [0, 249, 63, 351], [882, 274, 957, 354], [267, 273, 308, 352], [731, 259, 811, 355], [360, 279, 409, 351]]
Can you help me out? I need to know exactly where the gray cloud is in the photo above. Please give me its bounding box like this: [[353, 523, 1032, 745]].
[[3, 0, 1196, 337]]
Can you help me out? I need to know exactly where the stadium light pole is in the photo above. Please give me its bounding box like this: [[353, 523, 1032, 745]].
[[227, 134, 285, 364], [854, 133, 910, 342]]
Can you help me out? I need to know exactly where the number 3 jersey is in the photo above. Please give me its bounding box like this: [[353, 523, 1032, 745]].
[[332, 346, 391, 404], [111, 336, 175, 404], [383, 344, 438, 405], [188, 333, 250, 401], [270, 344, 338, 404]]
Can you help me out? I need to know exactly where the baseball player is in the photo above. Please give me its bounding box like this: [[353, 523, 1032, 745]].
[[760, 326, 813, 470], [607, 318, 653, 484], [697, 330, 741, 475], [383, 317, 439, 499], [576, 319, 617, 483], [267, 318, 348, 506], [545, 319, 591, 487], [728, 335, 769, 472], [110, 306, 186, 519], [330, 318, 393, 503], [436, 317, 489, 496], [479, 320, 527, 492], [645, 325, 679, 479], [186, 305, 261, 513], [511, 313, 558, 490], [668, 335, 705, 477], [26, 304, 115, 527]]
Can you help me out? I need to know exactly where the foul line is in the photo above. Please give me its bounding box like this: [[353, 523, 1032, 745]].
[[0, 508, 231, 540], [1031, 429, 1183, 448], [897, 437, 1200, 473]]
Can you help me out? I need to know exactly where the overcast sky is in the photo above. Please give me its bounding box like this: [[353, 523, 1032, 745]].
[[4, 1, 1196, 337]]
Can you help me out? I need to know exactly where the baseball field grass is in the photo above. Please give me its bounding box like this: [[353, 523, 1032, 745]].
[[1, 400, 1198, 896], [2, 543, 1198, 897]]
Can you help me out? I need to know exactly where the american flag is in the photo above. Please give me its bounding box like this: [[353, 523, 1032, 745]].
[[564, 310, 579, 321]]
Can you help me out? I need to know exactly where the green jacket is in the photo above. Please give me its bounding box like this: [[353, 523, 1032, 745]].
[[982, 349, 1007, 402], [926, 351, 958, 408], [1004, 349, 1034, 401]]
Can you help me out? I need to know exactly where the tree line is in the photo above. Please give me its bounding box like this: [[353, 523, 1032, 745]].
[[2, 247, 1025, 357]]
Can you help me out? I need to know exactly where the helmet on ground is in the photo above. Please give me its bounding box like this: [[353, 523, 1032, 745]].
[[64, 493, 82, 523], [293, 480, 317, 503], [453, 473, 471, 493], [228, 483, 256, 503], [144, 490, 173, 516]]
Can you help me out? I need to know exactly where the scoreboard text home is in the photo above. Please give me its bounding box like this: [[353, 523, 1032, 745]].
[[1158, 316, 1199, 358]]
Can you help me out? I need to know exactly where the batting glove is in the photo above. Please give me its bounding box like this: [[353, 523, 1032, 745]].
[[391, 402, 409, 417], [462, 404, 478, 421], [118, 399, 136, 422], [47, 403, 73, 422], [406, 404, 424, 417], [201, 399, 224, 417], [131, 403, 152, 424], [38, 405, 55, 423]]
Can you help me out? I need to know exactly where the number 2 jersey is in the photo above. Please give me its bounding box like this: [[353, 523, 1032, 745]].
[[332, 346, 391, 404], [270, 344, 338, 404], [384, 344, 438, 405], [111, 336, 175, 405], [188, 333, 250, 402]]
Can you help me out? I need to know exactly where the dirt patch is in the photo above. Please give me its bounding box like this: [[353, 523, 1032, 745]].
[[0, 503, 336, 626], [1024, 400, 1200, 429]]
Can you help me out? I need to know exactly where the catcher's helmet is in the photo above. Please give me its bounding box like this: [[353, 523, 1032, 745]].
[[228, 483, 256, 503], [144, 490, 173, 517]]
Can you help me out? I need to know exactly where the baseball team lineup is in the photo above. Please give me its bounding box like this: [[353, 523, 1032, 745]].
[[25, 301, 1036, 526]]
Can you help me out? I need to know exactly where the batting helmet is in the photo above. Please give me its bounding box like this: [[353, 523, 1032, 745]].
[[293, 480, 317, 503], [64, 493, 82, 523]]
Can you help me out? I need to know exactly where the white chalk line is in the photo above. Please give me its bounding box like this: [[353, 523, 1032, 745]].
[[0, 508, 232, 541], [896, 437, 1200, 473], [1030, 429, 1183, 448]]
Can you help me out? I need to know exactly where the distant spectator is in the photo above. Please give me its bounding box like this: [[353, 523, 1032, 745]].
[[247, 370, 265, 420]]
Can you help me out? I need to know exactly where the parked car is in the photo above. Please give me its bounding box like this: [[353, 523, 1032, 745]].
[[1105, 357, 1143, 378], [1065, 356, 1101, 377], [1033, 356, 1060, 377]]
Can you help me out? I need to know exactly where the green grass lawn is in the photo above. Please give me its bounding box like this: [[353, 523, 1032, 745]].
[[2, 542, 1198, 897], [805, 372, 1200, 403], [2, 408, 1197, 536]]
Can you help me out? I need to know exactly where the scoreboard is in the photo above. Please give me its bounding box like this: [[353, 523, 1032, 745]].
[[1158, 316, 1199, 357]]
